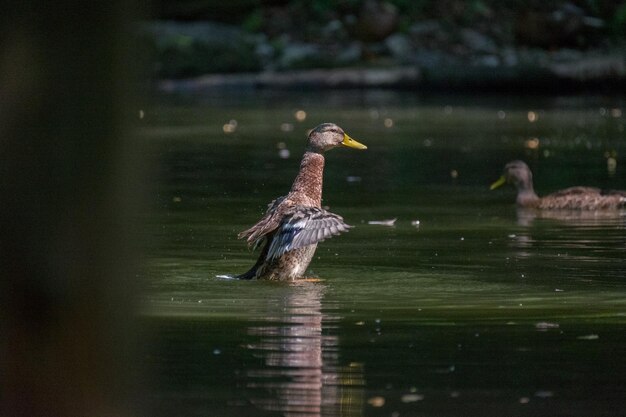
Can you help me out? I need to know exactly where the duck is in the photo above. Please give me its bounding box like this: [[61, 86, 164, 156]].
[[490, 160, 626, 210], [236, 123, 367, 280]]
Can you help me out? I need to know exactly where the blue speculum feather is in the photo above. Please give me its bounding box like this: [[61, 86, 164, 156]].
[[268, 226, 301, 259]]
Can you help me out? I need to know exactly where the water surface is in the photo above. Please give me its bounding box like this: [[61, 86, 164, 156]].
[[140, 91, 625, 416]]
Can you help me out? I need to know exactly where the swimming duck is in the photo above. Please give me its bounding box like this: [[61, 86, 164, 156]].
[[236, 123, 367, 280], [490, 160, 626, 210]]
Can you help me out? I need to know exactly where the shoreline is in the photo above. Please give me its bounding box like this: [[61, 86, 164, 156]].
[[156, 55, 626, 94]]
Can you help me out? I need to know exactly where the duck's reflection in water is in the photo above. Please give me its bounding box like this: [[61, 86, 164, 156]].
[[508, 208, 626, 262], [244, 281, 364, 417], [515, 207, 626, 227]]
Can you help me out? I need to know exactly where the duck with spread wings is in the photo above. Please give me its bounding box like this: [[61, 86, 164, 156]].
[[236, 123, 367, 280]]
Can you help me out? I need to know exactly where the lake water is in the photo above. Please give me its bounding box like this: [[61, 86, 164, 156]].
[[139, 91, 625, 417]]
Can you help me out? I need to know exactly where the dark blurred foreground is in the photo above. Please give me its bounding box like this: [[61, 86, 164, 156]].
[[1, 2, 144, 416]]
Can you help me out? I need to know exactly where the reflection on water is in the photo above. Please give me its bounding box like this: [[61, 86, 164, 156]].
[[504, 207, 626, 284], [515, 207, 626, 227], [245, 282, 364, 417]]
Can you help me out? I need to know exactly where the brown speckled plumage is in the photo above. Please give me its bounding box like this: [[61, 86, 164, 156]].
[[236, 123, 366, 280], [492, 160, 626, 210]]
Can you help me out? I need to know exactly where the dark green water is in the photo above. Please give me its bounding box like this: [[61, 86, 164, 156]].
[[140, 91, 626, 417]]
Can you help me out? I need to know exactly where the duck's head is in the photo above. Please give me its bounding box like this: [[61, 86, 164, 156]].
[[490, 160, 534, 191], [306, 123, 367, 153]]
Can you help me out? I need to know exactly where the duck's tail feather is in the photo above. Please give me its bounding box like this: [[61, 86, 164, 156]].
[[235, 267, 258, 280], [235, 239, 270, 280]]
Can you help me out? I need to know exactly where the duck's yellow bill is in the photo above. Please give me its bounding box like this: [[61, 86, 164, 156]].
[[490, 176, 507, 190], [341, 133, 367, 150]]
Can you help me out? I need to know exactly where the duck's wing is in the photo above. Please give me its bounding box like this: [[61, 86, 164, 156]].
[[601, 189, 626, 198], [266, 206, 351, 260], [238, 196, 289, 248], [545, 186, 601, 198], [540, 186, 626, 210]]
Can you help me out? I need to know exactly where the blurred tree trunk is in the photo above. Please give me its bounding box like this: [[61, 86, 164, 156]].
[[0, 1, 144, 416]]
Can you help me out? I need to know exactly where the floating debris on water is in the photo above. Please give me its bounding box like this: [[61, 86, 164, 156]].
[[223, 125, 235, 133], [367, 396, 385, 407], [401, 394, 424, 403], [435, 365, 455, 374], [368, 218, 397, 226], [534, 390, 554, 398], [535, 322, 559, 330], [216, 274, 236, 280], [577, 334, 599, 340], [411, 220, 420, 228]]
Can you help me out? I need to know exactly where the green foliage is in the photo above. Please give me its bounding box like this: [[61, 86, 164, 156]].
[[613, 2, 626, 37], [152, 35, 260, 78], [242, 8, 263, 33]]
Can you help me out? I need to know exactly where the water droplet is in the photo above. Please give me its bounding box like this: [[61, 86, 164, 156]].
[[367, 396, 385, 407], [525, 137, 540, 149], [294, 110, 307, 121]]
